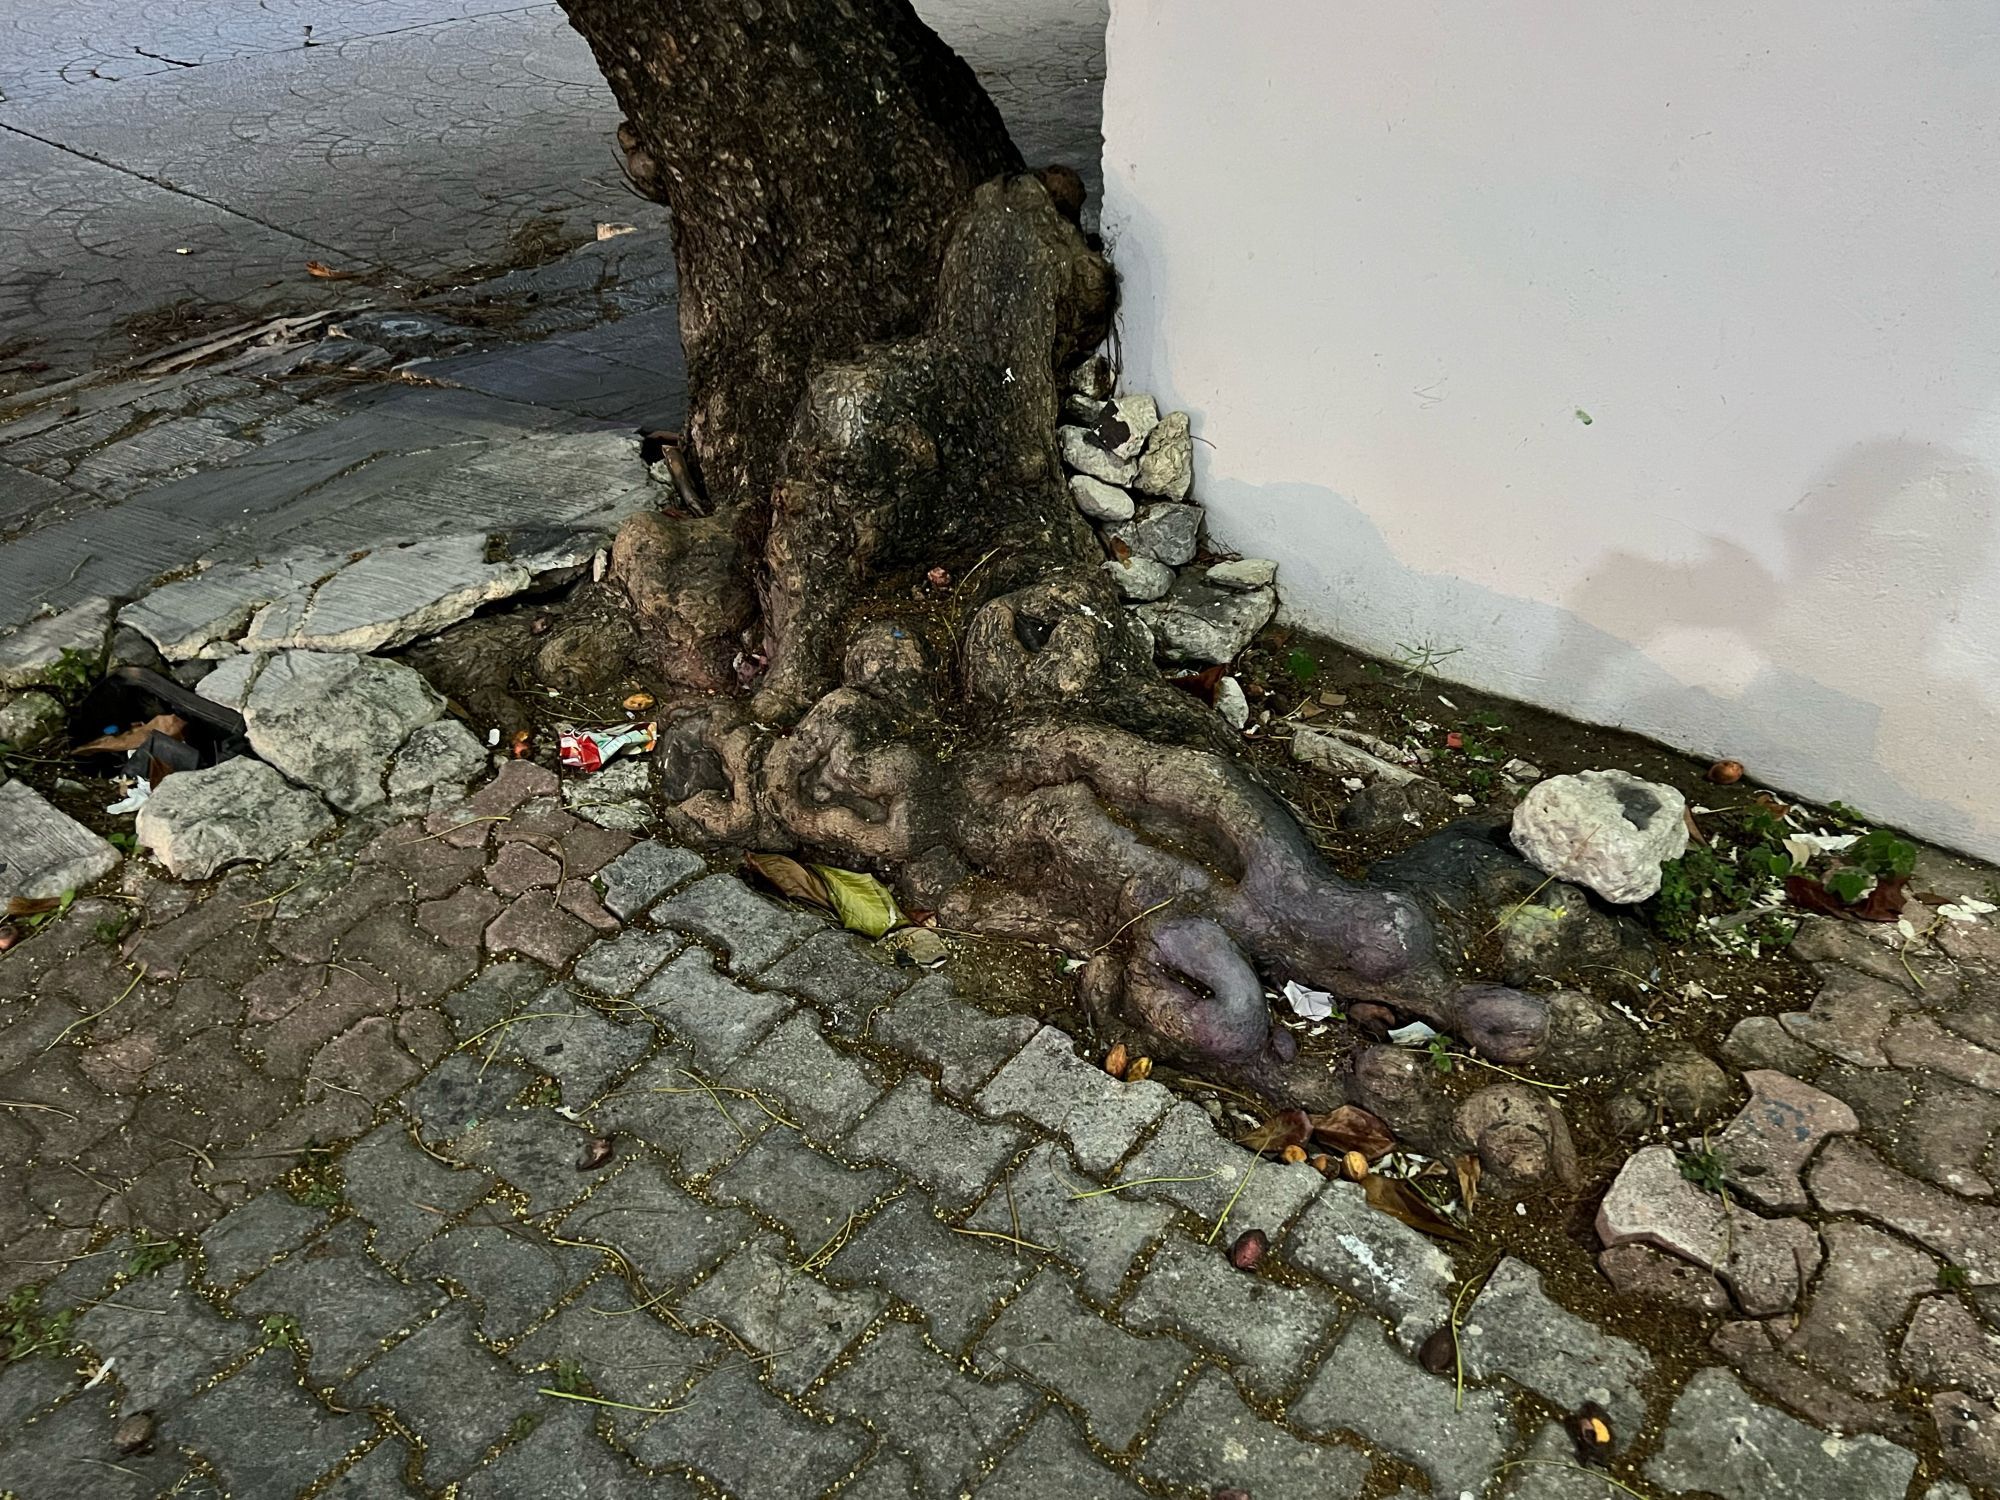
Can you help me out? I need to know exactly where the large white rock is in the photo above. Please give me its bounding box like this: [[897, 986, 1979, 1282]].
[[1098, 393, 1160, 459], [137, 758, 334, 879], [1510, 769, 1689, 904], [241, 651, 445, 811], [1135, 410, 1193, 499], [1058, 426, 1139, 486], [0, 780, 120, 900], [1069, 474, 1135, 522], [0, 598, 112, 688], [1106, 502, 1200, 567], [1102, 555, 1175, 601], [1136, 579, 1277, 665]]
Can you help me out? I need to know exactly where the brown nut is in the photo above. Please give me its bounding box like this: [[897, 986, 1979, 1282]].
[[1342, 1150, 1371, 1181], [1309, 1153, 1334, 1176], [1280, 1143, 1308, 1165], [1226, 1228, 1268, 1271], [1707, 758, 1745, 784], [1103, 1042, 1129, 1079], [1417, 1326, 1456, 1375], [1125, 1056, 1153, 1082]]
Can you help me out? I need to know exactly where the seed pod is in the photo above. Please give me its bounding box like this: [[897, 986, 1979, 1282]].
[[1570, 1402, 1615, 1466], [1342, 1150, 1371, 1181], [1125, 1055, 1153, 1082], [1226, 1228, 1268, 1271], [1707, 759, 1745, 785], [1280, 1144, 1308, 1165], [1309, 1153, 1334, 1175], [1103, 1042, 1129, 1079], [113, 1411, 157, 1455], [1417, 1326, 1456, 1375]]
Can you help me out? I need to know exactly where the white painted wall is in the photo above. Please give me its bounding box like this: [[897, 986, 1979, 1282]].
[[1101, 1, 2000, 859]]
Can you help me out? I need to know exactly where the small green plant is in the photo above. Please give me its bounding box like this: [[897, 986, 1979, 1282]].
[[124, 1238, 181, 1277], [1, 1287, 76, 1362], [39, 647, 100, 700], [1426, 1034, 1456, 1074], [548, 1358, 591, 1396], [259, 1313, 305, 1351], [106, 832, 137, 854], [505, 1412, 542, 1443], [1939, 1263, 1972, 1292], [1676, 1144, 1728, 1195], [519, 1078, 562, 1110], [284, 1158, 343, 1210], [1824, 800, 1870, 829], [1284, 649, 1318, 685], [92, 916, 128, 945], [1849, 829, 1918, 879], [1391, 638, 1464, 681]]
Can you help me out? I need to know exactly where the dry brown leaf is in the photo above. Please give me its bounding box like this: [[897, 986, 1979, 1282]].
[[1454, 1152, 1483, 1216], [1125, 1056, 1153, 1082], [5, 897, 60, 920], [742, 852, 833, 912], [1238, 1108, 1313, 1156], [75, 714, 188, 755], [1363, 1174, 1473, 1244], [305, 259, 358, 280], [1310, 1104, 1395, 1161]]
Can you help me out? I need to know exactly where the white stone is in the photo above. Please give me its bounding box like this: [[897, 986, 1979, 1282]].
[[1058, 426, 1139, 486], [194, 653, 261, 712], [1102, 555, 1175, 601], [136, 758, 334, 879], [1099, 393, 1161, 459], [1206, 557, 1278, 591], [1511, 768, 1689, 904], [1215, 676, 1249, 730], [1135, 410, 1194, 499], [0, 691, 64, 749], [1292, 727, 1419, 784], [0, 598, 112, 688], [1137, 580, 1276, 665], [0, 780, 120, 900], [1069, 474, 1135, 522], [387, 719, 490, 812], [1106, 502, 1200, 567], [1067, 353, 1114, 398], [241, 651, 445, 812]]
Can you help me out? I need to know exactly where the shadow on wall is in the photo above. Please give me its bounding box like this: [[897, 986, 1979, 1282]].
[[1208, 461, 1998, 859]]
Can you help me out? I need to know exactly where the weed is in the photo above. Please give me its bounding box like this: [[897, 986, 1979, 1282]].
[[259, 1313, 305, 1351], [505, 1412, 542, 1443], [124, 1238, 181, 1276], [1284, 649, 1318, 685], [39, 648, 99, 700], [519, 1078, 562, 1110], [1391, 639, 1464, 681], [283, 1157, 343, 1210], [1940, 1264, 1972, 1292], [1426, 1034, 1456, 1074], [92, 916, 127, 945], [1, 1287, 76, 1361], [548, 1358, 591, 1396], [1676, 1144, 1728, 1195]]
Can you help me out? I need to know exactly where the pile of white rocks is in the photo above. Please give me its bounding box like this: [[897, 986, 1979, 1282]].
[[1060, 357, 1279, 708]]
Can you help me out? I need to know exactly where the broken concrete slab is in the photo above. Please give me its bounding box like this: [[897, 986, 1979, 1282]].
[[241, 651, 444, 812], [0, 690, 65, 749], [119, 552, 349, 661], [0, 779, 120, 900], [135, 758, 335, 879], [387, 720, 492, 813], [0, 597, 112, 688]]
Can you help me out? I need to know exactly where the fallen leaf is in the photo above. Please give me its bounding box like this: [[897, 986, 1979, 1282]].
[[743, 853, 833, 913], [1363, 1174, 1473, 1244], [1683, 805, 1709, 847], [1167, 664, 1225, 705], [1311, 1105, 1396, 1161], [1237, 1108, 1313, 1156], [811, 865, 904, 939], [1570, 1402, 1615, 1467], [112, 1411, 157, 1455], [5, 897, 61, 920], [304, 259, 358, 280], [1108, 536, 1133, 562], [1124, 1056, 1153, 1082], [576, 1136, 616, 1171], [1454, 1152, 1483, 1215], [1785, 871, 1908, 923], [75, 714, 188, 754], [882, 926, 948, 967], [1853, 874, 1910, 923]]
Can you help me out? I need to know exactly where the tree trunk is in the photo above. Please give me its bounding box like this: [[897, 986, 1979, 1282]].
[[553, 0, 1634, 1175]]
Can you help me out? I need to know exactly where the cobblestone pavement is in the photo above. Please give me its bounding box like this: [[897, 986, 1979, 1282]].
[[0, 748, 1996, 1498], [0, 0, 1107, 389]]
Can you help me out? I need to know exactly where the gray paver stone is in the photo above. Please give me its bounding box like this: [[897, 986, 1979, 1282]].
[[1647, 1367, 1917, 1499], [162, 1348, 373, 1496], [342, 1121, 494, 1265], [403, 1054, 539, 1143], [1121, 1102, 1322, 1236], [571, 928, 684, 997], [759, 929, 911, 1030], [590, 1042, 772, 1176], [825, 1191, 1030, 1349], [1281, 1178, 1453, 1350], [231, 1222, 444, 1383], [627, 1359, 869, 1498], [866, 972, 1042, 1096], [978, 1410, 1151, 1499], [342, 1309, 537, 1483], [680, 1235, 887, 1391], [500, 984, 650, 1103], [1122, 1234, 1343, 1396], [844, 1076, 1026, 1207], [513, 1277, 716, 1434], [450, 1109, 599, 1217], [705, 1128, 899, 1253], [596, 840, 705, 921], [198, 1189, 329, 1287], [1811, 1138, 2000, 1282], [0, 1390, 183, 1500], [0, 779, 121, 901], [73, 1264, 253, 1413], [1459, 1256, 1652, 1445], [816, 1320, 1037, 1493], [458, 1405, 690, 1498], [965, 1140, 1175, 1302], [633, 948, 793, 1070], [649, 873, 818, 972], [976, 1025, 1172, 1174], [976, 1271, 1191, 1451], [1292, 1320, 1514, 1497], [554, 1156, 750, 1296], [441, 961, 552, 1037], [406, 1220, 598, 1341], [1136, 1365, 1367, 1496], [730, 1012, 885, 1142]]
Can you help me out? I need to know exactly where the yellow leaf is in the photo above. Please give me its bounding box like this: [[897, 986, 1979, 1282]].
[[811, 866, 903, 939]]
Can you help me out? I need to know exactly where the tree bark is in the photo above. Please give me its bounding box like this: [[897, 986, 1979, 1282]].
[[550, 0, 1645, 1175]]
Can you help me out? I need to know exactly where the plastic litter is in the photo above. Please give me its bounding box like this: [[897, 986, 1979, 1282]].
[[559, 722, 656, 773]]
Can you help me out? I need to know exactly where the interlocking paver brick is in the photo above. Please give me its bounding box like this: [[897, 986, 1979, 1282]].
[[73, 1263, 253, 1412], [450, 1109, 600, 1217], [198, 1188, 328, 1287], [977, 1026, 1171, 1174], [867, 973, 1041, 1097], [596, 840, 706, 921], [1282, 1178, 1454, 1350], [553, 1155, 751, 1295], [161, 1348, 373, 1497], [406, 1217, 598, 1340], [342, 1121, 493, 1265], [232, 1221, 445, 1382], [572, 928, 684, 997], [760, 930, 911, 1031], [817, 1321, 1038, 1491], [1293, 1320, 1515, 1496], [1458, 1256, 1653, 1445], [485, 889, 595, 967], [633, 949, 793, 1070], [844, 1076, 1027, 1207], [492, 985, 650, 1104], [965, 1140, 1174, 1302], [731, 1012, 885, 1142], [1120, 1102, 1323, 1237], [706, 1128, 899, 1252], [317, 1440, 422, 1498], [0, 1389, 187, 1500], [628, 1358, 870, 1497], [512, 1277, 717, 1432], [403, 1054, 538, 1142], [978, 1409, 1152, 1499], [976, 1271, 1192, 1450], [458, 1405, 693, 1499], [1122, 1233, 1343, 1395], [681, 1235, 887, 1391], [826, 1191, 1031, 1349], [650, 874, 819, 973], [342, 1309, 537, 1483], [1647, 1367, 1918, 1500], [419, 885, 506, 949], [487, 841, 562, 897], [590, 1043, 773, 1176], [1137, 1365, 1368, 1496]]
